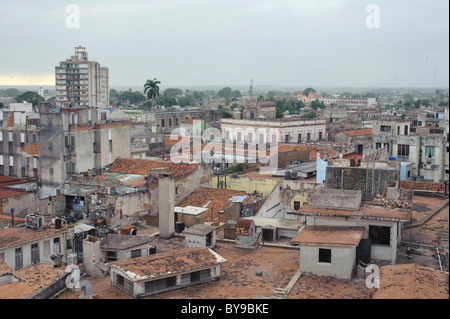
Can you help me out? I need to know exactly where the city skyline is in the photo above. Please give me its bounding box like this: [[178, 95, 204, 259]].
[[0, 0, 449, 88]]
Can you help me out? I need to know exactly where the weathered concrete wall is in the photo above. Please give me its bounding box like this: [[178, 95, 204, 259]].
[[148, 165, 211, 216], [299, 245, 356, 279], [0, 192, 39, 218], [211, 176, 278, 197], [325, 166, 399, 200], [257, 181, 324, 219]]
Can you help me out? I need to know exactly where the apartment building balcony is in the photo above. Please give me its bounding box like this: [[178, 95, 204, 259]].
[[131, 143, 149, 154]]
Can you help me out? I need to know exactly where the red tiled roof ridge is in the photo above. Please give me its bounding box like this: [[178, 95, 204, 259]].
[[110, 158, 199, 176]]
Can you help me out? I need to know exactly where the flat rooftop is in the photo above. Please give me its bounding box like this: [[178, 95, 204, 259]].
[[291, 226, 365, 246], [295, 204, 411, 222]]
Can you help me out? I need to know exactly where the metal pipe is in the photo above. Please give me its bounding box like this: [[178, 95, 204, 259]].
[[402, 240, 436, 249], [436, 247, 443, 271]]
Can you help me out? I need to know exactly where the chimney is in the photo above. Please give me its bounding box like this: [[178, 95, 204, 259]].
[[158, 171, 175, 239]]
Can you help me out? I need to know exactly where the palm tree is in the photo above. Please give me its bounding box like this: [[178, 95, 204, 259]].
[[144, 78, 161, 108]]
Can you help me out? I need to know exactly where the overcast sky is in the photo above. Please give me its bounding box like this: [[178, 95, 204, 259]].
[[0, 0, 448, 88]]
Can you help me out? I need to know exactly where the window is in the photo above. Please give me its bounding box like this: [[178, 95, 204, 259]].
[[397, 144, 410, 156], [169, 118, 172, 127], [307, 133, 311, 142], [161, 119, 165, 127], [369, 226, 391, 246], [49, 167, 54, 176], [15, 248, 23, 270], [380, 125, 391, 132], [115, 273, 134, 294], [319, 132, 323, 141], [106, 251, 117, 262], [293, 201, 301, 210], [130, 249, 141, 259], [53, 237, 61, 254], [318, 248, 332, 263], [375, 143, 382, 150], [425, 146, 435, 159]]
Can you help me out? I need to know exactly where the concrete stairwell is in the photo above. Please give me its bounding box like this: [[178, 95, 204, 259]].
[[273, 270, 302, 298]]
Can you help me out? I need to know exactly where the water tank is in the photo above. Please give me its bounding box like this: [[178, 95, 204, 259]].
[[175, 221, 185, 234], [389, 157, 397, 161]]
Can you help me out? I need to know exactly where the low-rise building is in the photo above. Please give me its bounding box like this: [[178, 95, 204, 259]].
[[293, 188, 412, 264], [101, 234, 155, 262], [108, 247, 226, 298], [0, 217, 74, 270], [291, 225, 365, 279]]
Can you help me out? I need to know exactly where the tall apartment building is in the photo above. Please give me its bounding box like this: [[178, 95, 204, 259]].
[[55, 46, 109, 108]]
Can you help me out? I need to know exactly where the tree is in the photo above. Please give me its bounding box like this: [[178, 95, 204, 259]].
[[303, 88, 316, 96], [163, 88, 182, 97], [217, 87, 233, 99], [0, 88, 21, 97], [15, 91, 44, 106], [144, 78, 161, 107], [301, 111, 317, 119], [276, 107, 284, 118], [222, 110, 233, 118], [155, 95, 177, 107], [310, 100, 325, 110], [0, 102, 4, 108], [119, 90, 145, 105]]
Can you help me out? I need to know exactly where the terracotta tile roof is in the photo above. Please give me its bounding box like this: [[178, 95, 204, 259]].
[[273, 144, 338, 161], [109, 158, 199, 176], [177, 187, 256, 223], [109, 247, 226, 281], [0, 176, 24, 186], [0, 263, 68, 299], [183, 118, 195, 125], [70, 124, 92, 131], [0, 213, 26, 224], [164, 135, 189, 146], [291, 226, 365, 246], [0, 187, 27, 199], [342, 128, 373, 137], [95, 121, 131, 129], [297, 204, 411, 221], [22, 143, 39, 156], [96, 173, 147, 188], [0, 260, 13, 274], [0, 226, 72, 249], [373, 264, 449, 299]]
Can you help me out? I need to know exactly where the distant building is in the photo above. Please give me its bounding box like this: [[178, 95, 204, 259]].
[[37, 101, 131, 198], [55, 46, 109, 108], [297, 90, 319, 104], [320, 97, 376, 108], [220, 118, 327, 145]]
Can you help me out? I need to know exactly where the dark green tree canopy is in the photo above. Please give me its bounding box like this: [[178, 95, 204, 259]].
[[302, 87, 316, 96], [15, 91, 44, 106], [144, 78, 161, 101]]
